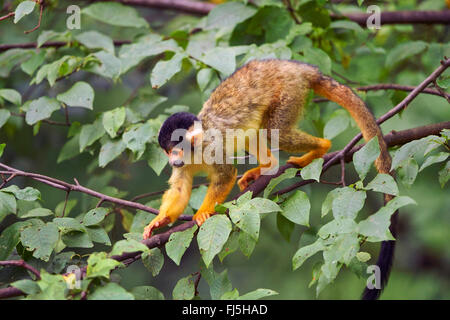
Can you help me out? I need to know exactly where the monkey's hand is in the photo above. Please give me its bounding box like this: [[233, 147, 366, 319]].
[[237, 167, 261, 191], [143, 215, 171, 240]]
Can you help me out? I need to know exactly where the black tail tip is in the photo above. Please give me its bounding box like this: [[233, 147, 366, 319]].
[[361, 240, 396, 300]]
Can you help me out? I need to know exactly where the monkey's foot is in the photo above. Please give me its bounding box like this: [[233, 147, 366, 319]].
[[193, 211, 213, 226], [237, 167, 261, 191], [287, 155, 316, 168], [143, 216, 171, 240]]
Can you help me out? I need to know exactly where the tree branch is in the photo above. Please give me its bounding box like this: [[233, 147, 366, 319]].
[[0, 260, 41, 279], [331, 10, 450, 25]]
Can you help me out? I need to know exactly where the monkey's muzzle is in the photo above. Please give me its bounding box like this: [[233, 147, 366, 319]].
[[171, 159, 185, 167]]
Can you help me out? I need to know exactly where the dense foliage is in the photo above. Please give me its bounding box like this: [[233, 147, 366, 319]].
[[0, 0, 449, 300]]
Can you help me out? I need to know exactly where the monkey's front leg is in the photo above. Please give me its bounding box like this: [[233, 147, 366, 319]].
[[143, 169, 193, 239], [193, 166, 237, 225]]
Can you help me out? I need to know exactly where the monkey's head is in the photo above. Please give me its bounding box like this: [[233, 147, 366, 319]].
[[158, 112, 203, 168]]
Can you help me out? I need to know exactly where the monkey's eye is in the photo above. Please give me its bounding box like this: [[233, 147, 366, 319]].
[[172, 150, 179, 156]]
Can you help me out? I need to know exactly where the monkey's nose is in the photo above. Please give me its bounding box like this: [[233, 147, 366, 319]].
[[172, 160, 184, 167]]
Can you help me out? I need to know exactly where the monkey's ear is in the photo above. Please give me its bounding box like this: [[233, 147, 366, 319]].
[[186, 122, 203, 147]]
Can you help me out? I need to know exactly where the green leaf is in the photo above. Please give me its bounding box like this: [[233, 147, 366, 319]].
[[293, 239, 325, 270], [110, 239, 149, 256], [0, 48, 33, 77], [102, 107, 126, 138], [82, 2, 148, 28], [238, 288, 278, 300], [20, 222, 59, 261], [318, 218, 357, 239], [122, 122, 155, 159], [119, 35, 179, 74], [86, 226, 111, 245], [86, 51, 122, 79], [280, 190, 310, 226], [1, 185, 40, 201], [89, 282, 135, 300], [11, 279, 40, 294], [331, 187, 367, 219], [205, 2, 257, 30], [99, 139, 126, 167], [56, 81, 94, 109], [385, 41, 428, 68], [166, 225, 198, 265], [330, 20, 364, 33], [210, 269, 232, 300], [300, 158, 323, 182], [199, 47, 236, 76], [419, 152, 449, 172], [14, 1, 36, 24], [62, 231, 93, 248], [263, 167, 299, 198], [218, 230, 239, 261], [197, 215, 232, 267], [146, 143, 168, 175], [75, 31, 115, 53], [302, 47, 331, 75], [79, 119, 105, 152], [391, 138, 427, 170], [37, 31, 69, 48], [53, 217, 85, 234], [221, 289, 240, 300], [324, 109, 350, 139], [238, 230, 257, 258], [0, 143, 4, 157], [82, 207, 109, 226], [57, 134, 80, 163], [353, 136, 381, 181], [229, 206, 260, 241], [298, 1, 331, 28], [358, 196, 416, 242], [0, 88, 22, 105], [21, 51, 46, 75], [150, 53, 185, 89], [397, 158, 419, 188], [172, 275, 195, 300], [25, 97, 61, 125], [131, 286, 164, 300], [189, 185, 207, 210], [0, 191, 17, 219], [0, 109, 10, 129], [0, 222, 28, 260], [438, 160, 450, 188], [20, 208, 53, 219], [86, 252, 122, 279], [324, 232, 359, 266], [365, 173, 399, 196], [142, 248, 164, 276]]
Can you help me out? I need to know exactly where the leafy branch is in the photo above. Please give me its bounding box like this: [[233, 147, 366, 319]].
[[1, 120, 448, 299]]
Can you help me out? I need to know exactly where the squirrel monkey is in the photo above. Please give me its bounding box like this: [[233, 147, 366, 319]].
[[143, 59, 394, 299]]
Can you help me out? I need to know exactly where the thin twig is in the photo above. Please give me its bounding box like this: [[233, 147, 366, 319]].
[[24, 0, 44, 34], [0, 12, 14, 21], [0, 260, 41, 280]]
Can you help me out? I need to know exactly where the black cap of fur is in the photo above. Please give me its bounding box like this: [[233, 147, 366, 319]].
[[158, 112, 199, 152]]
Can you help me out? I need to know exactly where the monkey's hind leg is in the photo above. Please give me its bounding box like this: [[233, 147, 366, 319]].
[[280, 129, 331, 168]]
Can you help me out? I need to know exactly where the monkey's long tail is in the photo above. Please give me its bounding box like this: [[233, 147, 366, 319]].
[[311, 74, 397, 300]]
